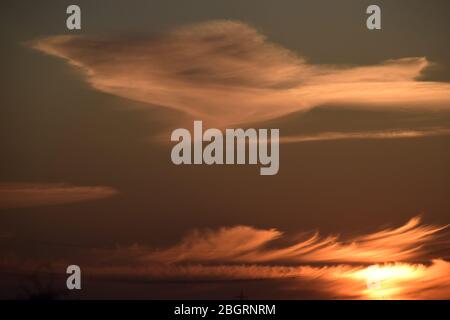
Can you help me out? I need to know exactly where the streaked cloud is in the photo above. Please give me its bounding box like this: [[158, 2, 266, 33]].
[[31, 20, 450, 127], [147, 226, 282, 263], [280, 127, 450, 143], [0, 183, 118, 209], [1, 216, 448, 299], [104, 259, 450, 299], [141, 216, 447, 264], [84, 217, 450, 299]]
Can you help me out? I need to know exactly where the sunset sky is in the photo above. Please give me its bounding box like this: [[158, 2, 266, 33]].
[[1, 0, 450, 299]]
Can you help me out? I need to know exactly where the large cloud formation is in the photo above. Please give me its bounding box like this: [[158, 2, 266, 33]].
[[32, 20, 450, 127], [2, 216, 449, 299], [133, 216, 448, 264], [70, 217, 450, 299]]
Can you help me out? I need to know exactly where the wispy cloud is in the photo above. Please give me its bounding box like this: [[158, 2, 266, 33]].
[[0, 183, 118, 209], [2, 216, 449, 299], [140, 216, 447, 264], [31, 20, 450, 127], [80, 217, 450, 299], [280, 127, 450, 143]]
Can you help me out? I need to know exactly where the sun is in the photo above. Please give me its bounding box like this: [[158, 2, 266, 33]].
[[350, 263, 423, 299]]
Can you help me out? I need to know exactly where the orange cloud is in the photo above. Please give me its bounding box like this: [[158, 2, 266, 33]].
[[31, 20, 450, 127], [84, 218, 450, 299], [1, 216, 448, 299], [2, 256, 448, 299], [139, 216, 447, 264], [0, 183, 118, 209], [147, 226, 281, 263]]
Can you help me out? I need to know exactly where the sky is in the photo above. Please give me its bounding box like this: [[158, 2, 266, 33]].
[[0, 0, 450, 299]]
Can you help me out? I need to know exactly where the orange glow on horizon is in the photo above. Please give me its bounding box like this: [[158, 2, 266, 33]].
[[349, 263, 424, 299]]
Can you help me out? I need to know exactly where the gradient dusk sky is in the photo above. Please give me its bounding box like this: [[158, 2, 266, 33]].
[[1, 0, 450, 299]]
